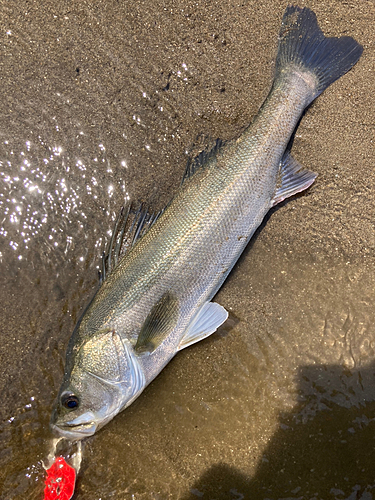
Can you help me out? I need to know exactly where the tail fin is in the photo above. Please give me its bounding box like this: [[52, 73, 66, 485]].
[[275, 6, 363, 99]]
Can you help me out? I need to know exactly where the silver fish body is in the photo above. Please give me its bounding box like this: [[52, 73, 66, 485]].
[[51, 6, 363, 440], [95, 72, 312, 376]]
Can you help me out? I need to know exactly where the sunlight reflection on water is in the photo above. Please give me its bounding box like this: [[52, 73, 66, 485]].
[[0, 132, 130, 266]]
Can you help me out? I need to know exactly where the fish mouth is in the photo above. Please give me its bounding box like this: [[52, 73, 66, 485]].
[[50, 421, 97, 441]]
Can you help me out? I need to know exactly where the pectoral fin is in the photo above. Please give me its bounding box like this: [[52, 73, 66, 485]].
[[178, 302, 228, 351], [135, 292, 180, 353], [271, 153, 317, 207]]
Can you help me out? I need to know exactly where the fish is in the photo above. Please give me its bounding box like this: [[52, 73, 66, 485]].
[[51, 6, 363, 441]]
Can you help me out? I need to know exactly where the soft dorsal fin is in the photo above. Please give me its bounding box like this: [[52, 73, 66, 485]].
[[178, 302, 228, 351], [135, 292, 180, 353], [271, 152, 317, 207], [181, 137, 223, 185]]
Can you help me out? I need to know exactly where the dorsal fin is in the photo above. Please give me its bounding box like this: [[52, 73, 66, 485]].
[[181, 136, 223, 185], [99, 203, 163, 285]]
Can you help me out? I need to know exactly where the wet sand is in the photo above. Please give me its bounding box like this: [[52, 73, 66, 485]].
[[0, 0, 374, 498]]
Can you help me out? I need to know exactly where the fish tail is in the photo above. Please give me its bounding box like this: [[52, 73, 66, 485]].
[[275, 6, 363, 102]]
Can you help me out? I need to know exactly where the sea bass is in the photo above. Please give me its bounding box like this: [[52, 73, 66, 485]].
[[51, 6, 362, 440]]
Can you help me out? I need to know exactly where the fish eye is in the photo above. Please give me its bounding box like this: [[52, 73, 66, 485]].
[[62, 394, 80, 410]]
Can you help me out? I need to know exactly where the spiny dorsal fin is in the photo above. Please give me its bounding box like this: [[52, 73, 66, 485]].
[[135, 292, 180, 353], [99, 203, 163, 286], [181, 136, 223, 185], [271, 152, 317, 207]]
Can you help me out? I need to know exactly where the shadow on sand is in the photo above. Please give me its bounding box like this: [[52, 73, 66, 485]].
[[182, 361, 375, 500]]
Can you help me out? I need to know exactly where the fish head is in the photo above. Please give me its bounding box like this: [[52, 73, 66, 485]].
[[51, 329, 145, 441]]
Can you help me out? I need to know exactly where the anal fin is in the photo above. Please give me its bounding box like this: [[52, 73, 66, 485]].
[[271, 153, 317, 207], [178, 302, 228, 351]]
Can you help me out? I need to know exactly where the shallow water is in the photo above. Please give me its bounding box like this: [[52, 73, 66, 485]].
[[0, 0, 374, 499]]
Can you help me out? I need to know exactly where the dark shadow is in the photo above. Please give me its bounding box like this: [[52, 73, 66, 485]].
[[181, 362, 375, 499]]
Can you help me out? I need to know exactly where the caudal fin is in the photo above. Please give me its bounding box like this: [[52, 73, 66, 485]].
[[276, 6, 363, 100]]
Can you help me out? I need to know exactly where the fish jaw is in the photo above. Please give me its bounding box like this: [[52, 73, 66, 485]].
[[50, 404, 126, 441], [50, 420, 97, 441], [50, 396, 125, 441]]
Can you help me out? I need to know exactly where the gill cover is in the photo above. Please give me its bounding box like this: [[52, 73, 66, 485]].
[[78, 329, 145, 408]]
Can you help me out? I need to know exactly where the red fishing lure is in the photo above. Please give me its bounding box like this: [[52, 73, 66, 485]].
[[43, 457, 76, 500]]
